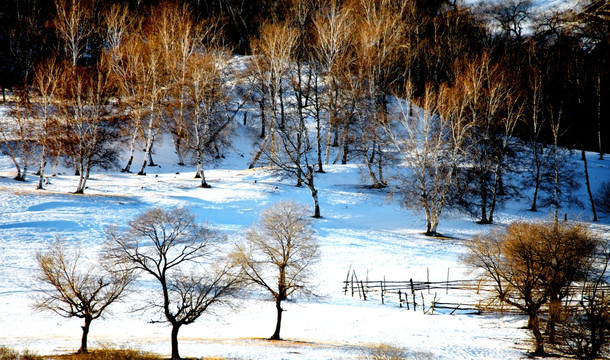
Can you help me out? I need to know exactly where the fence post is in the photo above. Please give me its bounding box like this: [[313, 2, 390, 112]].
[[345, 266, 351, 295], [410, 278, 416, 311], [421, 292, 425, 313], [446, 267, 450, 295], [398, 290, 402, 308]]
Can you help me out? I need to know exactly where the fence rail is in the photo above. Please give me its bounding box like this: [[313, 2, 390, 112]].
[[342, 268, 610, 316]]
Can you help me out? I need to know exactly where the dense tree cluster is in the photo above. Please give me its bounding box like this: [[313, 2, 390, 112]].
[[0, 0, 607, 230]]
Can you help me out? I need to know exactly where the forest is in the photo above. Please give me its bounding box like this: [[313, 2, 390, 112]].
[[0, 0, 608, 229]]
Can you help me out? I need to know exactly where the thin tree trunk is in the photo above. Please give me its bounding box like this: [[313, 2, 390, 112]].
[[259, 95, 267, 139], [489, 167, 502, 223], [279, 84, 286, 130], [75, 161, 91, 194], [148, 143, 156, 167], [377, 143, 385, 186], [333, 124, 348, 164], [122, 128, 138, 173], [52, 156, 60, 176], [582, 147, 598, 221], [37, 147, 46, 190], [73, 155, 80, 176], [138, 118, 155, 175], [324, 122, 333, 164], [553, 143, 560, 225], [598, 74, 604, 160], [174, 138, 185, 166], [1, 137, 25, 181], [314, 80, 324, 173], [249, 133, 270, 169], [312, 188, 321, 218], [306, 172, 321, 218], [197, 153, 211, 188], [364, 147, 380, 188], [479, 177, 489, 224], [530, 144, 541, 211]]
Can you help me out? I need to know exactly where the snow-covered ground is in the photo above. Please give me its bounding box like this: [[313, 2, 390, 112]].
[[1, 120, 608, 359]]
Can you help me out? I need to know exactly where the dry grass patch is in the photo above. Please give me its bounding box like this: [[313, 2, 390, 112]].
[[359, 343, 435, 360], [0, 347, 41, 360]]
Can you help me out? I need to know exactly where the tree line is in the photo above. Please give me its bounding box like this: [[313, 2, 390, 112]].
[[0, 0, 608, 234]]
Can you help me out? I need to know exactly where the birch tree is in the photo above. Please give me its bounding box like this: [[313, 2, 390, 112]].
[[185, 51, 243, 188], [351, 0, 406, 187], [57, 58, 119, 194], [311, 0, 355, 168], [0, 92, 36, 181], [387, 82, 470, 236], [32, 57, 62, 190]]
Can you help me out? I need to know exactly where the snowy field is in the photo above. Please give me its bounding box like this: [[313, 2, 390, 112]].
[[1, 120, 609, 360]]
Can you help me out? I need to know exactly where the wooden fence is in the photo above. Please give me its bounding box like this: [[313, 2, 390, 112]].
[[343, 268, 610, 316]]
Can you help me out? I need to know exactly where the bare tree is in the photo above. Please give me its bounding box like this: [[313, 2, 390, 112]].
[[463, 223, 549, 355], [454, 53, 522, 224], [249, 21, 323, 217], [387, 82, 470, 236], [102, 4, 143, 173], [351, 0, 406, 187], [134, 6, 174, 176], [34, 238, 133, 354], [54, 0, 96, 176], [105, 207, 243, 360], [54, 0, 95, 68], [477, 0, 532, 43], [32, 57, 62, 190], [155, 2, 202, 167], [0, 92, 36, 181], [56, 58, 120, 194], [311, 0, 355, 168], [463, 221, 599, 356], [235, 201, 319, 340], [557, 246, 610, 360], [248, 21, 299, 168], [547, 104, 580, 223], [523, 41, 547, 212], [185, 50, 243, 188]]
